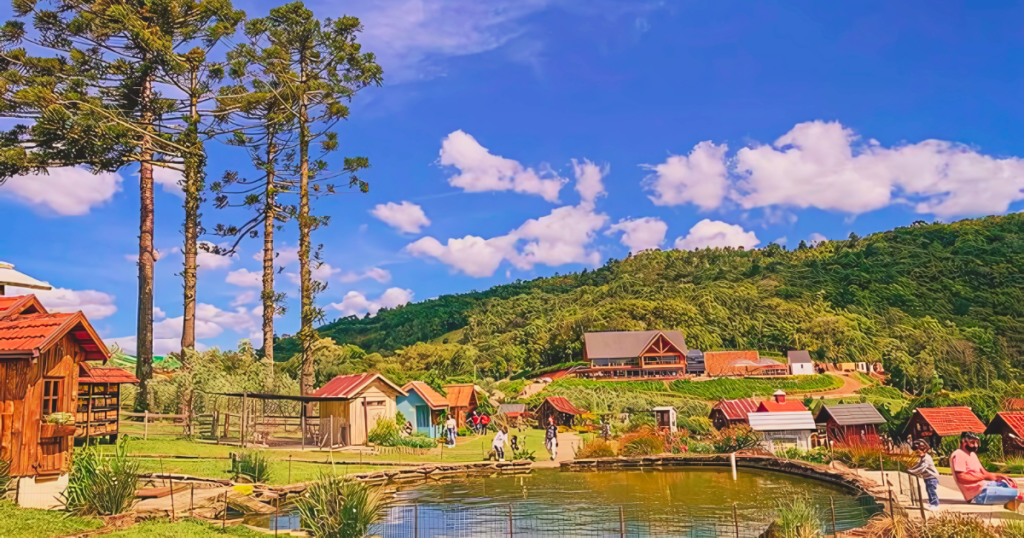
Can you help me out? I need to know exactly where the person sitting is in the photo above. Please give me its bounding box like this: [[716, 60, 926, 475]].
[[951, 431, 1022, 510]]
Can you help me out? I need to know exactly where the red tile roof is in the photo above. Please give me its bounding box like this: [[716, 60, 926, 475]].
[[0, 298, 109, 361], [311, 373, 405, 399], [443, 384, 477, 408], [544, 396, 586, 415], [402, 381, 449, 410], [1004, 399, 1024, 411], [757, 399, 807, 412], [712, 398, 759, 421], [704, 351, 785, 376], [79, 363, 139, 384], [986, 412, 1024, 437], [914, 407, 986, 437]]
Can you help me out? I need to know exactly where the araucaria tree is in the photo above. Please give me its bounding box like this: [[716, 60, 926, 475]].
[[225, 1, 381, 399], [0, 0, 240, 410]]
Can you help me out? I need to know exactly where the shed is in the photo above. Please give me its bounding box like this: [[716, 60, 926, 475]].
[[653, 406, 677, 433], [756, 391, 806, 413], [814, 403, 886, 448], [787, 351, 814, 376], [397, 381, 447, 438], [0, 294, 110, 508], [443, 384, 478, 429], [903, 407, 986, 449], [312, 373, 406, 446], [537, 396, 586, 428], [985, 412, 1024, 457], [497, 403, 527, 418], [75, 363, 138, 443], [710, 398, 758, 430], [748, 411, 817, 452]]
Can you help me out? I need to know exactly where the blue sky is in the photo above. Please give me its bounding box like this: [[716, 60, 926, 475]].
[[4, 0, 1024, 355]]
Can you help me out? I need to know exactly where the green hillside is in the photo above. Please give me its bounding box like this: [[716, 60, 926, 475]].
[[276, 214, 1024, 394]]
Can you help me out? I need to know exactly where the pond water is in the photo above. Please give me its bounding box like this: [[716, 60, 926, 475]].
[[251, 467, 880, 537]]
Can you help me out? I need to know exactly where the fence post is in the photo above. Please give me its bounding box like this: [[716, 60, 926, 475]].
[[300, 412, 305, 451], [169, 478, 176, 521], [213, 410, 219, 443], [917, 475, 927, 522], [288, 455, 292, 484], [508, 503, 514, 538], [190, 484, 194, 516], [414, 503, 418, 538], [144, 410, 149, 440], [275, 496, 280, 537], [241, 392, 247, 449], [222, 491, 228, 530], [830, 496, 837, 538], [619, 505, 625, 537], [732, 502, 739, 538], [730, 452, 737, 481], [898, 460, 903, 494], [330, 415, 334, 449]]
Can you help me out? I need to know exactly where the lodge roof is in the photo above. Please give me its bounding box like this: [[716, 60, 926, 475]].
[[985, 412, 1024, 438], [0, 295, 109, 361], [757, 398, 807, 413], [787, 350, 813, 364], [583, 330, 687, 360], [908, 407, 986, 437], [543, 396, 586, 415], [712, 398, 759, 421], [402, 381, 449, 410], [816, 403, 886, 426], [748, 411, 817, 432], [312, 373, 406, 399], [443, 384, 477, 408]]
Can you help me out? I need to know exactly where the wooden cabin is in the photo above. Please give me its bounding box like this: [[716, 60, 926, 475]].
[[443, 384, 478, 429], [397, 381, 448, 438], [710, 398, 758, 430], [985, 412, 1024, 457], [903, 407, 985, 449], [537, 396, 586, 428], [0, 295, 110, 508], [313, 373, 406, 446], [653, 406, 677, 433], [814, 403, 886, 448], [75, 363, 138, 443]]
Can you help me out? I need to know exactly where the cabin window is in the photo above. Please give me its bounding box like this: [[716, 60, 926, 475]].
[[367, 400, 385, 407], [42, 379, 62, 415]]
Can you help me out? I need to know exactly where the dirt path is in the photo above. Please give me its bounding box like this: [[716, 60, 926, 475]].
[[531, 431, 581, 469], [814, 373, 866, 398], [517, 381, 548, 399]]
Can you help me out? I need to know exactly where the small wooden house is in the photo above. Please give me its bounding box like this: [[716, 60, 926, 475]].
[[397, 381, 448, 438], [903, 407, 986, 449], [75, 363, 138, 443], [985, 412, 1024, 457], [748, 411, 817, 452], [0, 294, 110, 508], [312, 373, 406, 446], [443, 384, 478, 429], [756, 391, 806, 413], [787, 351, 815, 376], [653, 406, 677, 433], [710, 398, 758, 430], [537, 396, 586, 428], [814, 403, 886, 448]]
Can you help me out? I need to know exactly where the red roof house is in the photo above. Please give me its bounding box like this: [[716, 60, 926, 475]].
[[537, 396, 587, 428], [0, 295, 110, 502], [904, 407, 986, 448], [704, 351, 788, 377], [443, 384, 479, 429], [986, 412, 1024, 456], [709, 398, 759, 430], [313, 373, 406, 446], [756, 391, 806, 413]]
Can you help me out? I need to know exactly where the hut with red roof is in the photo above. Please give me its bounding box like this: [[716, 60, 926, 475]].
[[709, 398, 759, 430], [398, 381, 448, 438], [443, 383, 478, 428], [985, 412, 1024, 457], [75, 363, 138, 443], [312, 373, 406, 446], [536, 396, 587, 428], [756, 391, 807, 413], [903, 406, 986, 449], [0, 294, 110, 507]]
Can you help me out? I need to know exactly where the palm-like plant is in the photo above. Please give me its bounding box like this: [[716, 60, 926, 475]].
[[62, 440, 140, 516], [296, 474, 389, 538]]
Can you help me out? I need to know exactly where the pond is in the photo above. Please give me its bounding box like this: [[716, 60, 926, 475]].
[[251, 467, 881, 537]]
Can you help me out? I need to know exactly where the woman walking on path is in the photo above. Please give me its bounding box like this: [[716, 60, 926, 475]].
[[908, 439, 940, 510], [492, 426, 509, 461], [445, 415, 457, 448], [545, 417, 558, 461]]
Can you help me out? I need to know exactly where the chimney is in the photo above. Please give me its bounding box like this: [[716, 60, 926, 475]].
[[773, 390, 786, 404]]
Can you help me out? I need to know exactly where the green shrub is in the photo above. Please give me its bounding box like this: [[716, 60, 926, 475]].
[[368, 419, 401, 446], [775, 447, 830, 464], [1002, 456, 1024, 475], [232, 450, 272, 483], [574, 438, 616, 459], [620, 436, 664, 457], [769, 496, 823, 537], [458, 426, 473, 437], [687, 441, 715, 454], [397, 436, 436, 449], [918, 511, 998, 537], [626, 412, 655, 431], [512, 449, 536, 461], [678, 416, 713, 435], [297, 474, 388, 538], [395, 410, 407, 429], [62, 439, 139, 516]]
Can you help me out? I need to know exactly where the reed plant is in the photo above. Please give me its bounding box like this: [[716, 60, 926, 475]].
[[62, 439, 139, 516], [231, 450, 272, 483], [768, 496, 824, 537], [1003, 456, 1024, 475], [574, 438, 616, 459], [297, 474, 388, 538]]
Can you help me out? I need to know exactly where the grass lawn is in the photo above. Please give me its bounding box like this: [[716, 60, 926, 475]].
[[103, 519, 264, 537], [85, 429, 552, 484], [0, 501, 102, 538]]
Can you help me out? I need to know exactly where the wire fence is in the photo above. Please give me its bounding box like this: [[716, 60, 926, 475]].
[[354, 495, 882, 538]]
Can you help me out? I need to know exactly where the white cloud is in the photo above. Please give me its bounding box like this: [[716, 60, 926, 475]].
[[572, 159, 608, 208], [151, 165, 184, 197], [774, 236, 788, 246], [153, 306, 166, 320], [108, 336, 208, 357], [329, 287, 414, 317], [606, 217, 668, 254], [808, 232, 827, 245], [1, 168, 121, 215], [231, 290, 259, 307], [674, 219, 760, 251], [4, 285, 117, 320], [406, 235, 516, 278], [226, 268, 262, 288], [370, 201, 431, 233], [439, 130, 565, 202], [643, 141, 729, 210], [286, 262, 341, 285], [339, 267, 392, 284], [111, 302, 261, 356], [197, 242, 234, 271], [251, 243, 300, 267]]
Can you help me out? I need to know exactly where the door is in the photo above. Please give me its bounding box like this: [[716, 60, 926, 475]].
[[416, 406, 431, 434], [365, 400, 387, 434]]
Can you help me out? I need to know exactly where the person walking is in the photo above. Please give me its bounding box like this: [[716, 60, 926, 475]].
[[445, 415, 457, 448], [908, 439, 941, 510], [545, 416, 558, 461], [471, 411, 481, 436], [492, 426, 509, 462], [481, 413, 491, 434]]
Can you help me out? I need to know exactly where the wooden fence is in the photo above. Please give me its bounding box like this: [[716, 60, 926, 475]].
[[118, 411, 332, 450]]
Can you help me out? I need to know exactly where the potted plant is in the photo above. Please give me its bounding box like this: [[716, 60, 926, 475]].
[[41, 412, 77, 437]]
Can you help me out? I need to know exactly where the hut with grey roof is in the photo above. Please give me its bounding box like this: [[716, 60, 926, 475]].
[[814, 403, 886, 448]]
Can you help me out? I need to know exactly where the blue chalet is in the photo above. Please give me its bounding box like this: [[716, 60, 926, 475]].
[[397, 381, 449, 437]]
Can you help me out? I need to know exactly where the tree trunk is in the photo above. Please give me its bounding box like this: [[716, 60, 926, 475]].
[[262, 134, 276, 364], [181, 86, 200, 353], [135, 73, 156, 412], [298, 58, 315, 415]]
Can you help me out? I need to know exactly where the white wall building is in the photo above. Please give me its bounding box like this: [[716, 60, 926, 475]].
[[748, 411, 817, 452], [787, 350, 815, 376]]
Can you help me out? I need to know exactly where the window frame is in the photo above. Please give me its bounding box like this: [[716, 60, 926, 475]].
[[42, 378, 62, 416]]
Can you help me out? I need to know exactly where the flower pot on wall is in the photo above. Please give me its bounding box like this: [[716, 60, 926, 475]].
[[40, 423, 77, 438]]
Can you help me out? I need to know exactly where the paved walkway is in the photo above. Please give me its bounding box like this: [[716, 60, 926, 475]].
[[858, 469, 1021, 522], [531, 431, 581, 469]]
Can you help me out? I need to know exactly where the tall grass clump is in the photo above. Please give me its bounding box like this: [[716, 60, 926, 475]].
[[297, 474, 389, 538], [767, 497, 823, 537], [232, 450, 273, 483], [710, 425, 762, 453], [574, 438, 616, 459], [1002, 519, 1024, 538], [62, 440, 139, 516], [367, 419, 401, 446]]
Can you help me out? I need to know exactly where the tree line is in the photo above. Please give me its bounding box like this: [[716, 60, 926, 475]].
[[0, 0, 382, 411]]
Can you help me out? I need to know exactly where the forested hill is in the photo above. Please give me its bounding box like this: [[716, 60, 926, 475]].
[[275, 214, 1024, 393]]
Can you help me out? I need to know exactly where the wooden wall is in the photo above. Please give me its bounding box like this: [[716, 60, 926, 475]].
[[320, 379, 400, 446], [0, 334, 82, 477]]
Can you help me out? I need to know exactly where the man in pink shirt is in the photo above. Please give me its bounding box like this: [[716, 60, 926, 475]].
[[951, 432, 1021, 510]]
